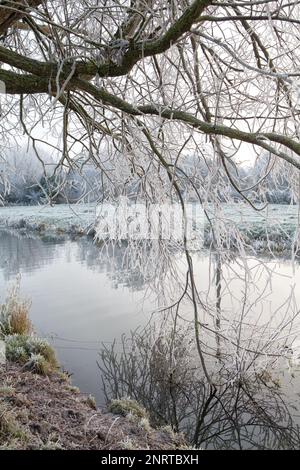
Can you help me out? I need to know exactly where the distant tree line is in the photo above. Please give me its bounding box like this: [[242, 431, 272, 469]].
[[0, 148, 106, 205], [0, 149, 295, 206]]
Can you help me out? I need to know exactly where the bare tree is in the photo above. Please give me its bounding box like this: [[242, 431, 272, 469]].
[[1, 1, 300, 179], [1, 0, 300, 422]]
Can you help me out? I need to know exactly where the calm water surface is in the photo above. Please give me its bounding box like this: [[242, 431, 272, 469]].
[[0, 230, 155, 404], [2, 228, 300, 449]]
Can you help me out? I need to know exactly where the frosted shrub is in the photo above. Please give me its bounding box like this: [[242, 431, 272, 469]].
[[8, 345, 28, 363], [0, 280, 58, 375], [29, 337, 57, 366], [24, 353, 51, 376], [108, 398, 148, 419], [5, 334, 58, 373]]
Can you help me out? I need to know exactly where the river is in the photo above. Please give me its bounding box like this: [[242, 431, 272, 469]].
[[1, 227, 300, 448]]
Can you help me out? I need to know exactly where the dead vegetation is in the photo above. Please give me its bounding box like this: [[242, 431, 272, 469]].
[[0, 278, 32, 338]]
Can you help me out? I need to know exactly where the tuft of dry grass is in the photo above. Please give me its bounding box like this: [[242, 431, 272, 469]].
[[119, 437, 136, 450], [138, 417, 152, 433], [9, 304, 32, 336], [0, 386, 15, 398], [0, 402, 29, 447], [108, 398, 148, 419], [24, 353, 52, 376], [85, 395, 97, 410], [0, 278, 32, 338]]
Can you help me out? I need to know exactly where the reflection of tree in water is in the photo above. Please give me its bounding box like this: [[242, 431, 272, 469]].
[[99, 323, 300, 450], [2, 231, 300, 449], [76, 238, 181, 293], [0, 229, 63, 280], [75, 239, 149, 291], [0, 230, 175, 292]]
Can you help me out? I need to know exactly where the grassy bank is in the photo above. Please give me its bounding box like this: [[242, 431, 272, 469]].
[[0, 203, 299, 255], [0, 283, 186, 450]]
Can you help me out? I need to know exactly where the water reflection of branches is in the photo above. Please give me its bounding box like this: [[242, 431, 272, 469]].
[[99, 323, 300, 449], [0, 229, 62, 279]]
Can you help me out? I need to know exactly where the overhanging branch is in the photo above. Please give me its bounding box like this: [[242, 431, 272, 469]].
[[73, 78, 300, 163], [1, 67, 300, 168], [0, 0, 42, 36], [0, 0, 212, 81]]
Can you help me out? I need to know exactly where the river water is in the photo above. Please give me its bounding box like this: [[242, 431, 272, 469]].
[[1, 228, 300, 448], [0, 230, 155, 403]]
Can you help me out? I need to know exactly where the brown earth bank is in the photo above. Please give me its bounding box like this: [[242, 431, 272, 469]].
[[0, 363, 186, 450]]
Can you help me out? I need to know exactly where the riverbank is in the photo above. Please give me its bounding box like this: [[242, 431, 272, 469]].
[[0, 362, 186, 450], [0, 204, 96, 238], [0, 203, 298, 255], [0, 283, 186, 450]]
